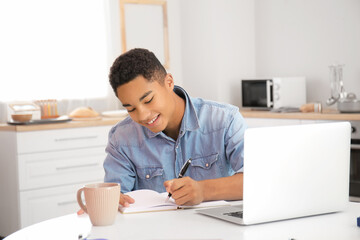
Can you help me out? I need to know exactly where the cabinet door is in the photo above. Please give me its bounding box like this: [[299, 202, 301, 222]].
[[245, 118, 301, 128], [19, 183, 90, 228], [18, 147, 106, 191], [17, 126, 112, 154]]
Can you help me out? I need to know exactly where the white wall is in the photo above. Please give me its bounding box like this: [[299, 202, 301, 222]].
[[167, 0, 184, 86], [254, 0, 360, 106], [2, 0, 358, 113], [179, 0, 256, 106], [179, 0, 360, 108], [108, 0, 183, 87]]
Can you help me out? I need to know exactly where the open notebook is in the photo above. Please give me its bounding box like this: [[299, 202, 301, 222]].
[[119, 189, 230, 214]]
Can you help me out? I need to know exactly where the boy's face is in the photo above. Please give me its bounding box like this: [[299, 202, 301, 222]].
[[116, 74, 176, 133]]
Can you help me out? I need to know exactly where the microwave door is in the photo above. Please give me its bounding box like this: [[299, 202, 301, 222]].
[[266, 80, 274, 108], [242, 80, 271, 109]]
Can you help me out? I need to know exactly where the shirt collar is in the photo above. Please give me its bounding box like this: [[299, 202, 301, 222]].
[[174, 85, 200, 132], [145, 85, 200, 139]]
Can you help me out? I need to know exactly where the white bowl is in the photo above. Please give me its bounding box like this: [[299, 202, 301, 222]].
[[101, 110, 128, 118]]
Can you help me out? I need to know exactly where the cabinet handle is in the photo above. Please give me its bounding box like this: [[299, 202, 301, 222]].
[[351, 144, 360, 150], [54, 136, 98, 142], [58, 200, 78, 206], [56, 163, 99, 171]]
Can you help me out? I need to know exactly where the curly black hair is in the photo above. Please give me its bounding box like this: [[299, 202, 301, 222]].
[[109, 48, 167, 96]]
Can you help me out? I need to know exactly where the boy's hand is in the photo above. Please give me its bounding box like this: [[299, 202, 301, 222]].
[[164, 177, 204, 206], [119, 192, 135, 207]]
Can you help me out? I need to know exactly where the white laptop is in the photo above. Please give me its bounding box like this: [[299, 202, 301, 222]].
[[197, 122, 351, 225]]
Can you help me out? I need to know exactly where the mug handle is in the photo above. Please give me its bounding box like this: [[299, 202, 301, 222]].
[[77, 187, 88, 213]]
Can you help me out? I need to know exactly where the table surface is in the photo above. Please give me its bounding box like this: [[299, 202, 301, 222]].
[[5, 201, 360, 240]]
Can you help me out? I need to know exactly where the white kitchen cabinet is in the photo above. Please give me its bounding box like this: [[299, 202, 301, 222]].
[[300, 119, 333, 125], [244, 117, 301, 128], [244, 117, 333, 128], [0, 125, 113, 236], [19, 183, 86, 227]]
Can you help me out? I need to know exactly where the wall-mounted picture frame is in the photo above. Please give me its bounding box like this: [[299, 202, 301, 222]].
[[120, 0, 170, 69]]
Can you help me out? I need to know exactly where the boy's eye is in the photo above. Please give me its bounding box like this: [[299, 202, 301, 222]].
[[127, 108, 135, 113], [145, 96, 154, 104]]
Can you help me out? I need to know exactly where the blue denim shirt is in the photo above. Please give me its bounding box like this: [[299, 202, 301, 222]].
[[104, 86, 247, 193]]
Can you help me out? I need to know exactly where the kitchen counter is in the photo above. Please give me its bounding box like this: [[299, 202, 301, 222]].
[[1, 109, 360, 132], [240, 109, 360, 121], [0, 117, 125, 132]]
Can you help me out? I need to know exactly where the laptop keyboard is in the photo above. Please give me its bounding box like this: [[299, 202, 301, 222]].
[[223, 211, 243, 218]]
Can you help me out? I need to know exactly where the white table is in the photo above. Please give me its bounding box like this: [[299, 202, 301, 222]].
[[5, 202, 360, 240]]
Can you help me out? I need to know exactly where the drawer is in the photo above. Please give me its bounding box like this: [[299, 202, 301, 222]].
[[19, 183, 90, 228], [17, 125, 112, 154], [18, 147, 105, 190]]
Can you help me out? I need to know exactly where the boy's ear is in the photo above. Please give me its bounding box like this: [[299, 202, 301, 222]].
[[164, 74, 174, 89]]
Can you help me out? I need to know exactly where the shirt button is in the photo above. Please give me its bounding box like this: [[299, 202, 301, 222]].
[[205, 163, 209, 167], [146, 174, 150, 179]]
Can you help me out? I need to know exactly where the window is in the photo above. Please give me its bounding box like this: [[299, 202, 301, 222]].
[[0, 0, 109, 101]]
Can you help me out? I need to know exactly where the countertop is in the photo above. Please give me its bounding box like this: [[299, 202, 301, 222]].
[[0, 117, 125, 132], [240, 108, 360, 121], [1, 109, 360, 132]]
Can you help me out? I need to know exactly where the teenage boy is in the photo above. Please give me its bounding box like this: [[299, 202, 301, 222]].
[[104, 48, 247, 207]]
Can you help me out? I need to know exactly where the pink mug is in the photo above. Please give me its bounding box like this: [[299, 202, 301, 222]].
[[77, 182, 120, 226]]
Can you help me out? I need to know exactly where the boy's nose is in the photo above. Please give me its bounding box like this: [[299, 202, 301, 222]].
[[137, 106, 151, 123]]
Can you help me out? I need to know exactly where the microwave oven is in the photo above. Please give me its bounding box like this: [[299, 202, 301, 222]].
[[241, 77, 306, 109]]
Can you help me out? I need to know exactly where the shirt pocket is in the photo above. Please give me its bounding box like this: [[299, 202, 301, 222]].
[[136, 167, 165, 192], [190, 153, 223, 180]]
